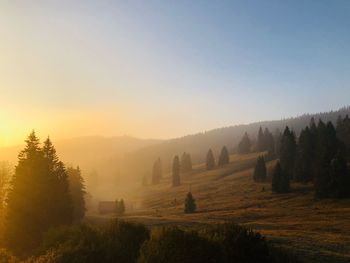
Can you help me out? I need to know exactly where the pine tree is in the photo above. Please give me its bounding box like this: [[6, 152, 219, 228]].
[[172, 156, 181, 187], [279, 126, 296, 179], [329, 153, 350, 198], [238, 132, 252, 154], [314, 121, 340, 197], [5, 132, 72, 255], [264, 128, 275, 159], [253, 156, 267, 182], [272, 161, 290, 193], [152, 158, 162, 184], [294, 127, 313, 183], [184, 192, 196, 213], [336, 115, 350, 158], [67, 166, 86, 222], [274, 129, 282, 158], [206, 149, 215, 170], [218, 146, 229, 166], [257, 127, 265, 152], [181, 153, 192, 173]]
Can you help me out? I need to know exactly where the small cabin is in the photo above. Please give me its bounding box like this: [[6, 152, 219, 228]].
[[98, 201, 116, 214]]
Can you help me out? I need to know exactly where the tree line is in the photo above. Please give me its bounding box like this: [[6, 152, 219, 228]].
[[253, 116, 350, 197]]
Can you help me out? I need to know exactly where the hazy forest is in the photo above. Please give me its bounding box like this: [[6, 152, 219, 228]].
[[1, 1, 350, 263]]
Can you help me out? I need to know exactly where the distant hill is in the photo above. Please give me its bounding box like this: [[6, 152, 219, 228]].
[[0, 135, 161, 170], [125, 106, 350, 178]]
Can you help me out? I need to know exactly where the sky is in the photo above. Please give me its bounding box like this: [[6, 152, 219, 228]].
[[0, 0, 350, 146]]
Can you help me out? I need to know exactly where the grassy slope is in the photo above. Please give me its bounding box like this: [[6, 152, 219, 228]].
[[89, 153, 350, 263]]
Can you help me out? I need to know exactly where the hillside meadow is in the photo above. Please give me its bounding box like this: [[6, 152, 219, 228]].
[[88, 153, 350, 263]]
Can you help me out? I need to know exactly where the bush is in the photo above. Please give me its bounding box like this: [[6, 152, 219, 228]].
[[0, 248, 18, 263], [138, 227, 222, 263], [36, 219, 149, 263]]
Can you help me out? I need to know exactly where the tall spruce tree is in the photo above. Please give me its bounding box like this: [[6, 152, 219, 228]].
[[181, 153, 192, 173], [272, 161, 290, 193], [238, 132, 252, 154], [336, 115, 350, 158], [206, 149, 215, 170], [5, 132, 73, 255], [253, 156, 267, 182], [172, 156, 181, 187], [218, 146, 229, 166], [257, 127, 265, 152], [151, 158, 162, 184], [67, 166, 86, 222], [279, 126, 296, 179], [314, 121, 340, 197], [329, 152, 350, 198], [294, 127, 313, 183], [184, 192, 196, 213], [264, 128, 275, 159]]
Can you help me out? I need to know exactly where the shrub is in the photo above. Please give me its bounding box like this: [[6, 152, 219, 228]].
[[138, 227, 222, 263]]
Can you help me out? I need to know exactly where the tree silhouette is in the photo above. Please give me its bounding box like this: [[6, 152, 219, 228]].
[[238, 132, 251, 154], [272, 161, 290, 193], [253, 156, 267, 182], [206, 149, 215, 170], [184, 192, 196, 213], [218, 146, 229, 166], [67, 166, 86, 222], [172, 156, 181, 187]]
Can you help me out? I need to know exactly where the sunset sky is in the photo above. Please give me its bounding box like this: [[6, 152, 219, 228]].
[[1, 1, 350, 146]]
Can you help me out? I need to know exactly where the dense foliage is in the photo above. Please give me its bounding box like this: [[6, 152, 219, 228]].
[[237, 132, 252, 154]]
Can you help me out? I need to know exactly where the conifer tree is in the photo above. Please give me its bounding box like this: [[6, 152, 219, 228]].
[[116, 199, 126, 215], [272, 161, 290, 193], [5, 132, 73, 255], [206, 149, 215, 170], [67, 166, 86, 222], [172, 156, 181, 187], [336, 115, 350, 158], [151, 158, 162, 184], [184, 192, 196, 213], [181, 152, 192, 173], [218, 146, 229, 166], [238, 132, 252, 154], [253, 156, 267, 182], [329, 152, 350, 198], [264, 128, 275, 159], [279, 126, 296, 179], [274, 129, 282, 157], [294, 127, 313, 183], [257, 127, 265, 152]]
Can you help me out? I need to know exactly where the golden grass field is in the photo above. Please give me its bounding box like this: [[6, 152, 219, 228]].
[[88, 153, 350, 263]]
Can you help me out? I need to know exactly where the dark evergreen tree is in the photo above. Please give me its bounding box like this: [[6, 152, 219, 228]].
[[272, 161, 290, 193], [67, 166, 86, 222], [151, 158, 162, 184], [5, 132, 73, 255], [336, 115, 350, 158], [238, 132, 252, 154], [314, 121, 340, 197], [172, 156, 181, 187], [253, 156, 267, 182], [184, 192, 196, 213], [273, 129, 282, 158], [206, 149, 215, 170], [279, 126, 296, 179], [218, 146, 229, 166], [181, 152, 192, 173], [264, 128, 275, 159], [329, 152, 350, 198], [294, 127, 313, 183], [257, 127, 265, 152]]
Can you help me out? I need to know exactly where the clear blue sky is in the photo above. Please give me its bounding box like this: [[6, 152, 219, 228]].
[[0, 1, 350, 145]]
